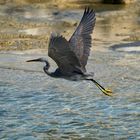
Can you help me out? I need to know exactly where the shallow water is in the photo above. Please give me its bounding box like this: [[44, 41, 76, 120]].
[[0, 1, 140, 139]]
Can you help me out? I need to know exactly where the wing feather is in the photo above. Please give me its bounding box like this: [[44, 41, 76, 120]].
[[69, 8, 96, 69], [48, 34, 83, 75]]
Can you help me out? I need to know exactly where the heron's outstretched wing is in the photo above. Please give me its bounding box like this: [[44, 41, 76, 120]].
[[69, 8, 96, 69], [48, 35, 83, 75]]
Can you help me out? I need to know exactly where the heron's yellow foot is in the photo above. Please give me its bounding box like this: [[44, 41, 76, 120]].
[[103, 88, 113, 96]]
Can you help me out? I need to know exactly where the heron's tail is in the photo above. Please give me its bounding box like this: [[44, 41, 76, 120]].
[[86, 79, 113, 96]]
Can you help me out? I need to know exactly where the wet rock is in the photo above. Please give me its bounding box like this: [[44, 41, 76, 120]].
[[110, 41, 140, 53], [52, 0, 136, 5], [53, 11, 60, 16], [103, 0, 136, 4]]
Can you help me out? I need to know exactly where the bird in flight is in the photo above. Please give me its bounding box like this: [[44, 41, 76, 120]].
[[26, 8, 112, 96]]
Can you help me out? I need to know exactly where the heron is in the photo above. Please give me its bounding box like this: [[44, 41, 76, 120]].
[[26, 8, 112, 96]]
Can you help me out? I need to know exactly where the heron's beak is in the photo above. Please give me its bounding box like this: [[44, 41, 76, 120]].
[[26, 58, 41, 62]]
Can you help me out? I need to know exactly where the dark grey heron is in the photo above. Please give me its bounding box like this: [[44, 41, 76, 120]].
[[27, 8, 112, 96]]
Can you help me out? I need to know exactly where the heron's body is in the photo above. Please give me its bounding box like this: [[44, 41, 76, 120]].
[[27, 8, 112, 96], [40, 58, 94, 81]]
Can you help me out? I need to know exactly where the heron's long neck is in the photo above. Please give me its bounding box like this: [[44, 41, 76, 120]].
[[43, 61, 52, 76]]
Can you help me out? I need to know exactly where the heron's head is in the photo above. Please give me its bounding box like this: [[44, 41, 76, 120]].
[[26, 57, 50, 69]]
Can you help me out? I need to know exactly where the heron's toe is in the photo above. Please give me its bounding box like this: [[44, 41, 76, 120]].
[[104, 88, 113, 96]]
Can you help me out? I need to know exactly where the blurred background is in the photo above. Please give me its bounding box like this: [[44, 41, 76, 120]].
[[0, 0, 140, 139], [0, 0, 139, 51]]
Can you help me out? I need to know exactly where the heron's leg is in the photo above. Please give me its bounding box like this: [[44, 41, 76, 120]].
[[86, 78, 113, 96], [89, 72, 94, 76], [84, 72, 94, 79]]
